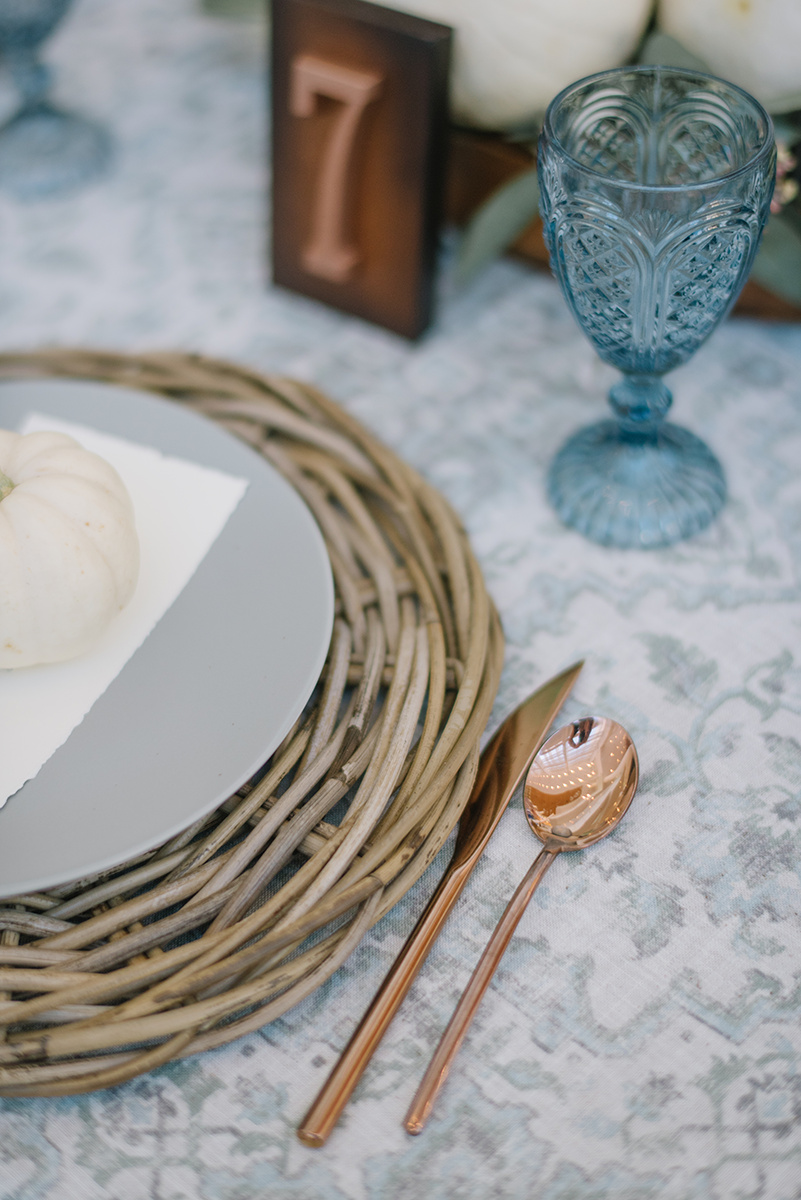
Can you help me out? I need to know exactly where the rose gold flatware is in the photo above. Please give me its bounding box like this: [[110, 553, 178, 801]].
[[297, 660, 584, 1147], [404, 716, 638, 1135]]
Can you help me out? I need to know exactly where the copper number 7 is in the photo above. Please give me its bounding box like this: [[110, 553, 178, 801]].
[[290, 54, 383, 283]]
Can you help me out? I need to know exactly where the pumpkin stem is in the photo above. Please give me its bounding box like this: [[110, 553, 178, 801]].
[[0, 469, 14, 500]]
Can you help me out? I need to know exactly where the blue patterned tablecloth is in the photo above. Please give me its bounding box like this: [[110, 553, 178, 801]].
[[1, 3, 801, 1197]]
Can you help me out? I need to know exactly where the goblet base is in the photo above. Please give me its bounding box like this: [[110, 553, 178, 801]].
[[0, 105, 111, 199], [547, 420, 726, 549]]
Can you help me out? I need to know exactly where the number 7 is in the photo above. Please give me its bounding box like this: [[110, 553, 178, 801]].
[[290, 54, 383, 283]]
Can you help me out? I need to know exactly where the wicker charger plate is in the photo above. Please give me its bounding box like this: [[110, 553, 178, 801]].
[[0, 349, 504, 1097]]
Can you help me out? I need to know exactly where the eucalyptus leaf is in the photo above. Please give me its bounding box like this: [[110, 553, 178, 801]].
[[779, 204, 801, 240], [455, 167, 539, 285], [637, 31, 709, 72], [772, 115, 801, 145], [750, 213, 801, 305]]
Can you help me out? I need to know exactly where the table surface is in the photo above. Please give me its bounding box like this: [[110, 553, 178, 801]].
[[1, 3, 800, 1198]]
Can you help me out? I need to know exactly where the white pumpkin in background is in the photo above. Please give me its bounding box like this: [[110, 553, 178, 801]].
[[0, 429, 140, 668], [658, 0, 801, 113], [385, 0, 653, 128]]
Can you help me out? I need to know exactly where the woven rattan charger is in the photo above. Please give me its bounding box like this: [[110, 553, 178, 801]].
[[0, 349, 504, 1098]]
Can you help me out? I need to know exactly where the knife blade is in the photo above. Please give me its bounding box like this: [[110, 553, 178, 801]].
[[297, 659, 583, 1147]]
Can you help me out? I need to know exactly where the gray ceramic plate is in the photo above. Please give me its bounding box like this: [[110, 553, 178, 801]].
[[0, 379, 334, 898]]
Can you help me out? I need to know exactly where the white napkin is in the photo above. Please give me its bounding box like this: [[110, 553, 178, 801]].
[[0, 413, 248, 809]]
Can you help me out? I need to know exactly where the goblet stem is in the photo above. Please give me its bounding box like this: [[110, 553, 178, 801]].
[[7, 47, 51, 111], [608, 373, 672, 440], [0, 74, 111, 199]]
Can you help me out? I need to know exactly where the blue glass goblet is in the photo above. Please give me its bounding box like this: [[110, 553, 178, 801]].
[[0, 0, 111, 199], [537, 66, 775, 548]]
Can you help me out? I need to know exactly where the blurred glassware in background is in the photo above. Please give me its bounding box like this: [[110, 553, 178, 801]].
[[0, 0, 110, 199], [538, 65, 776, 549]]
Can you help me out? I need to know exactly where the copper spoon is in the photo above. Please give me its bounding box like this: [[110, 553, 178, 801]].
[[404, 716, 639, 1134]]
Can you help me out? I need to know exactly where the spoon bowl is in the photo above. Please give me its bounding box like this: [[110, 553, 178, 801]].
[[405, 715, 639, 1134], [524, 717, 638, 851]]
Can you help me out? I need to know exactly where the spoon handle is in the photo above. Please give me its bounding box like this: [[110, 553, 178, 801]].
[[404, 847, 558, 1135]]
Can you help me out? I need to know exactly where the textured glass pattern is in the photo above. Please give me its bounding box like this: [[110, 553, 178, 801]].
[[538, 67, 775, 548]]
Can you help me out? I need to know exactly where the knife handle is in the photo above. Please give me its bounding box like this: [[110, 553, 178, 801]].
[[404, 847, 557, 1135], [297, 866, 470, 1147]]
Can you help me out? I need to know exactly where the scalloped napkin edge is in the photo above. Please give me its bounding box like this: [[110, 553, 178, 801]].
[[0, 412, 248, 809]]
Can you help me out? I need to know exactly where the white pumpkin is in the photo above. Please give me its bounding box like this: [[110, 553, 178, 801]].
[[658, 0, 801, 114], [384, 0, 653, 129], [0, 429, 140, 669]]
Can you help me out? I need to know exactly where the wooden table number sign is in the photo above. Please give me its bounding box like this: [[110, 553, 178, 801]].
[[271, 0, 452, 339]]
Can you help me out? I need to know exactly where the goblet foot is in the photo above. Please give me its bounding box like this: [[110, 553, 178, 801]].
[[0, 105, 110, 199], [547, 420, 726, 549]]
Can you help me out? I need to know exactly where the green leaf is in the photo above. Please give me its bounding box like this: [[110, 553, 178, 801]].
[[455, 167, 540, 285], [637, 31, 709, 72], [772, 115, 801, 145], [750, 213, 801, 305]]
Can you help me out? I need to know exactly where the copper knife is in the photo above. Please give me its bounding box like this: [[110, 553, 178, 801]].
[[297, 659, 583, 1147]]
